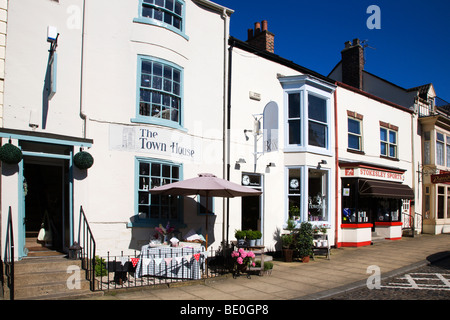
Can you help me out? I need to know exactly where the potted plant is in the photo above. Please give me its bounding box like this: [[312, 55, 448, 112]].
[[231, 248, 255, 277], [254, 230, 262, 246], [246, 230, 257, 247], [281, 233, 294, 262], [235, 230, 246, 246], [296, 222, 314, 263]]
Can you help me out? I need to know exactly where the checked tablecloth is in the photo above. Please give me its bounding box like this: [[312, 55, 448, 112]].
[[135, 245, 207, 279]]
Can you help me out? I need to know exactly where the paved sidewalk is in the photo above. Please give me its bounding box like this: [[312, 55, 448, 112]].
[[85, 234, 450, 300]]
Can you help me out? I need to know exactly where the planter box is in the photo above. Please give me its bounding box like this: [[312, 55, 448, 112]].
[[340, 223, 373, 247], [375, 222, 403, 240]]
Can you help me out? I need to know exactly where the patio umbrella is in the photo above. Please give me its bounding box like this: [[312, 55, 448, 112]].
[[148, 173, 262, 249]]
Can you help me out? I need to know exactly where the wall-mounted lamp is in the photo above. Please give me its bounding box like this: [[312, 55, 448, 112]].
[[244, 129, 252, 141], [235, 158, 246, 170], [266, 162, 276, 168], [317, 160, 327, 169], [265, 162, 275, 173]]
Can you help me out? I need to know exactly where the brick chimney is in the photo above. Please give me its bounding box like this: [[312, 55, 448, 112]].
[[246, 20, 275, 53], [341, 39, 365, 90]]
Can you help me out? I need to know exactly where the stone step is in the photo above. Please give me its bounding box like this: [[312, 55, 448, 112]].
[[14, 279, 92, 299], [10, 256, 97, 300], [15, 256, 76, 274]]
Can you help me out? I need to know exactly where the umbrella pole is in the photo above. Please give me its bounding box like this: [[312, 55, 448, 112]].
[[205, 193, 209, 250]]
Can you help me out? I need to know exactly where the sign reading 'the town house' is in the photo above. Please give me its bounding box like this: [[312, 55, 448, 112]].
[[109, 124, 201, 162]]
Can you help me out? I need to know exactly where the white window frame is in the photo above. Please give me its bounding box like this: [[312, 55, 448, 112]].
[[348, 117, 363, 151], [380, 127, 398, 159], [280, 75, 335, 156]]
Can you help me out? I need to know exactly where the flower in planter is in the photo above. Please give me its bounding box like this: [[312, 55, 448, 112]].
[[231, 248, 255, 267], [155, 221, 175, 238]]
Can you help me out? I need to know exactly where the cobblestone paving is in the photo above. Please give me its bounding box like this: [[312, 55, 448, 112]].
[[324, 257, 450, 300]]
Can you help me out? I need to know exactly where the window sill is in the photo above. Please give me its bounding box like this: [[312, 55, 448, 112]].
[[133, 17, 189, 40], [131, 117, 187, 132], [380, 155, 399, 162], [127, 220, 187, 229], [347, 148, 365, 155], [284, 146, 333, 157]]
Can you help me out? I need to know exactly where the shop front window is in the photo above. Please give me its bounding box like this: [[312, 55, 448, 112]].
[[288, 168, 301, 222], [308, 169, 328, 222], [375, 199, 401, 222], [438, 186, 445, 219]]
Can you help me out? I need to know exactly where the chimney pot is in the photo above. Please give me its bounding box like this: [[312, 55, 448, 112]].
[[247, 28, 253, 40], [261, 20, 268, 32], [254, 22, 261, 35]]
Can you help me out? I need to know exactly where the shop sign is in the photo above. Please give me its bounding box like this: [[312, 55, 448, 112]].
[[343, 167, 404, 182], [109, 124, 201, 162], [431, 173, 450, 184]]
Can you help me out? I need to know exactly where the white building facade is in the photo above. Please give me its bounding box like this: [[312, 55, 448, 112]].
[[1, 0, 234, 258], [227, 35, 337, 251]]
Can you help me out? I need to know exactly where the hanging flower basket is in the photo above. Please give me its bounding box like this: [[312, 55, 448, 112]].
[[0, 143, 23, 164], [73, 151, 94, 170]]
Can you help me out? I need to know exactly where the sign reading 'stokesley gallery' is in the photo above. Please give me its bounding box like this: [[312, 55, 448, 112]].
[[109, 124, 201, 162]]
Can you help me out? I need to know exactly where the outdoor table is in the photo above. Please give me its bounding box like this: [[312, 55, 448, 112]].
[[135, 245, 207, 279]]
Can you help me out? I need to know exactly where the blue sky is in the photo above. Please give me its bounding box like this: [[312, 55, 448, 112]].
[[214, 0, 450, 102]]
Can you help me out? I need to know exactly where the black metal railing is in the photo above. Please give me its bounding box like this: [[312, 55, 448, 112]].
[[94, 246, 232, 292], [3, 206, 15, 300], [78, 206, 97, 291], [402, 211, 422, 237]]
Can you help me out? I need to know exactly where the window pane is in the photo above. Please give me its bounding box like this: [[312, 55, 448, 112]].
[[174, 1, 182, 15], [447, 145, 450, 167], [437, 132, 444, 142], [309, 121, 326, 148], [288, 93, 300, 118], [308, 169, 328, 221], [380, 128, 387, 142], [438, 194, 445, 219], [165, 0, 174, 10], [437, 142, 444, 166], [389, 131, 396, 144], [288, 119, 300, 145], [154, 8, 163, 21], [389, 145, 396, 158], [380, 142, 387, 155], [288, 168, 301, 195], [348, 118, 360, 134], [348, 134, 360, 150], [308, 94, 326, 122]]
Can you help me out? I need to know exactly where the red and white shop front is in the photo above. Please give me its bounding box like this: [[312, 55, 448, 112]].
[[339, 162, 414, 247]]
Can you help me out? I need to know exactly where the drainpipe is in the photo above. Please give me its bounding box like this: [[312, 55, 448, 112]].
[[410, 111, 416, 236], [221, 9, 231, 246], [334, 86, 339, 248], [79, 0, 88, 139]]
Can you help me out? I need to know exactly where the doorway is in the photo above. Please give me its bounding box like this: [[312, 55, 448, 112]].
[[241, 173, 263, 233], [23, 159, 70, 254]]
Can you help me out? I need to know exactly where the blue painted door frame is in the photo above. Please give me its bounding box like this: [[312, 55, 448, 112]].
[[18, 150, 73, 259]]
